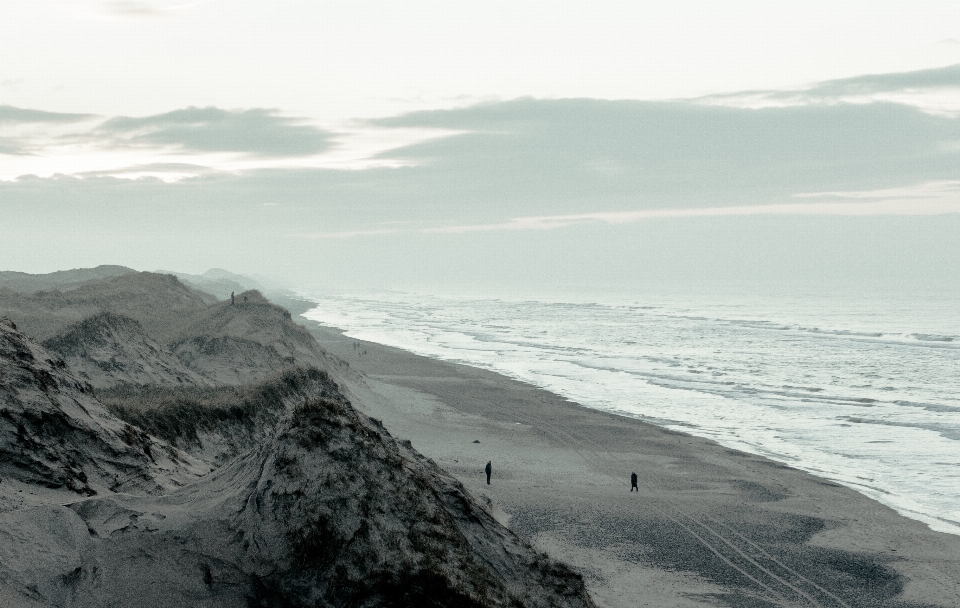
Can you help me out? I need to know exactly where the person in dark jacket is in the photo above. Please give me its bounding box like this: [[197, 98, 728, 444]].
[[630, 471, 638, 492], [485, 461, 492, 485]]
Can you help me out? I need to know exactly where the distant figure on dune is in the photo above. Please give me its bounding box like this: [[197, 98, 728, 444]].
[[244, 295, 248, 303], [485, 461, 492, 485], [630, 471, 638, 492], [231, 292, 235, 305]]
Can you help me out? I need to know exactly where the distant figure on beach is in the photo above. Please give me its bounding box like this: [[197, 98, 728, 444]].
[[485, 461, 492, 485], [243, 295, 248, 303], [630, 472, 638, 492], [231, 292, 235, 305]]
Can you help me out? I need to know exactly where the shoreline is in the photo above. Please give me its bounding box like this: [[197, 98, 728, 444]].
[[287, 293, 959, 538], [287, 305, 960, 608]]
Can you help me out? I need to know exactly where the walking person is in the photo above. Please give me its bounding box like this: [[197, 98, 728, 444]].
[[485, 461, 492, 485], [630, 471, 638, 492]]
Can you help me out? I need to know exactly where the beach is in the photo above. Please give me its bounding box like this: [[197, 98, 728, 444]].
[[302, 318, 960, 608]]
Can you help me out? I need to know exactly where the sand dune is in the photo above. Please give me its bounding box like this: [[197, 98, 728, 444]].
[[0, 274, 596, 608]]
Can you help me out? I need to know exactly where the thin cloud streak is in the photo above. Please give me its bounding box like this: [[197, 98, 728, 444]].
[[697, 63, 960, 116], [0, 106, 95, 125], [425, 197, 960, 235], [96, 107, 332, 156], [794, 180, 960, 200], [102, 1, 166, 16], [297, 229, 399, 240], [288, 182, 960, 240], [95, 1, 213, 18]]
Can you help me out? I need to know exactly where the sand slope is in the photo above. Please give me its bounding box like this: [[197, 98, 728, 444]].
[[42, 312, 211, 388], [169, 291, 335, 385]]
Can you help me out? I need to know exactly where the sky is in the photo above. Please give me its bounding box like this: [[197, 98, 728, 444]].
[[3, 1, 960, 295]]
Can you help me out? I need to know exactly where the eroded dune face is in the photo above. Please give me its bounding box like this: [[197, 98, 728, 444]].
[[166, 290, 337, 386], [0, 317, 204, 496], [36, 399, 593, 608], [41, 312, 211, 389], [0, 315, 595, 608]]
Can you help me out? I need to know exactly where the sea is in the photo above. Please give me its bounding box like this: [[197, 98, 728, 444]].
[[301, 289, 960, 536]]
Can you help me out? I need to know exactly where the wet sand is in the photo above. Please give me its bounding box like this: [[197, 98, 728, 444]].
[[303, 318, 960, 608]]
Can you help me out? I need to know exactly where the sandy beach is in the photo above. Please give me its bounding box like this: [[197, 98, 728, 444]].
[[301, 318, 960, 608]]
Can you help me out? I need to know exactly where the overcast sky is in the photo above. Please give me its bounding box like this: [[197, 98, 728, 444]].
[[3, 1, 960, 295]]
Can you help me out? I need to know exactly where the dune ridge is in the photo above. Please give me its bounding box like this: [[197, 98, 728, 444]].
[[0, 271, 595, 608]]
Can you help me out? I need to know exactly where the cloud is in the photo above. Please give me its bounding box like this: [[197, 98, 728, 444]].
[[4, 75, 960, 234], [5, 66, 960, 293], [73, 162, 216, 182], [370, 97, 960, 217], [804, 63, 960, 96], [0, 105, 453, 179], [96, 1, 210, 18], [0, 141, 26, 155], [280, 174, 960, 241], [97, 107, 332, 157], [794, 180, 960, 201], [102, 1, 165, 16], [0, 105, 95, 125], [423, 194, 960, 235], [296, 229, 399, 239], [698, 63, 960, 116], [4, 93, 960, 204], [0, 106, 100, 157], [285, 181, 960, 238]]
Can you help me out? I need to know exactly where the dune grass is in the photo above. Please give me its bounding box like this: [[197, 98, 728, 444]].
[[100, 366, 344, 445]]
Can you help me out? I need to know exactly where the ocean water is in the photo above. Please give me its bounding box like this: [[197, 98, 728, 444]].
[[301, 290, 960, 535]]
